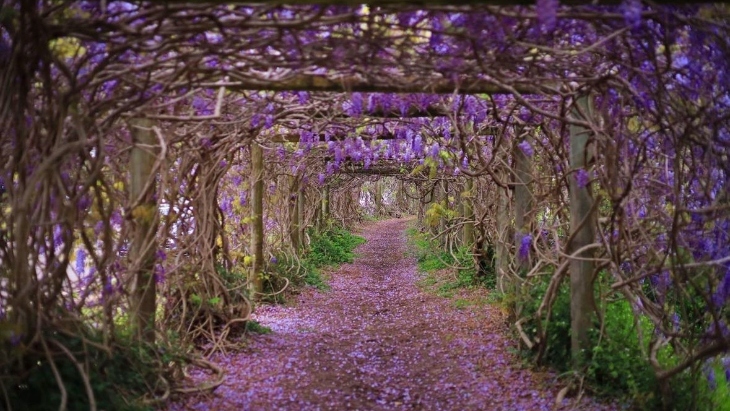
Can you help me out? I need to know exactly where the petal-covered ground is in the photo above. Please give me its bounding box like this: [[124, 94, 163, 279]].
[[168, 218, 618, 411]]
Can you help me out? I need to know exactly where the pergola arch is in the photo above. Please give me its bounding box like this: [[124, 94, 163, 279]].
[[1, 1, 728, 408]]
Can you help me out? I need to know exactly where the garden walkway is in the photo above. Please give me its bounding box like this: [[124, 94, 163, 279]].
[[168, 218, 617, 411]]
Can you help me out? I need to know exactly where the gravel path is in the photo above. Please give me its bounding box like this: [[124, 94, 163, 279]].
[[168, 218, 617, 411]]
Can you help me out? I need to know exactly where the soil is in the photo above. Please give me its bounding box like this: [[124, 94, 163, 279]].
[[167, 218, 619, 411]]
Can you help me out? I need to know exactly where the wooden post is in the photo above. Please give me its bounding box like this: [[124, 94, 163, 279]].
[[513, 136, 533, 275], [249, 142, 264, 296], [321, 184, 330, 226], [129, 118, 159, 343], [569, 95, 597, 367], [462, 178, 475, 247], [374, 180, 383, 216], [396, 179, 406, 213], [496, 168, 511, 294], [289, 175, 301, 250], [298, 186, 305, 244]]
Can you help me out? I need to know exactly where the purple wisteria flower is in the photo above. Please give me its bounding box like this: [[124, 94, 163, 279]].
[[348, 93, 363, 117], [9, 331, 22, 347], [536, 0, 558, 32], [518, 234, 532, 261], [154, 263, 166, 284], [704, 362, 717, 390], [621, 0, 643, 30], [77, 195, 92, 211], [712, 271, 730, 307], [76, 249, 87, 274], [429, 142, 440, 159], [220, 196, 233, 214], [297, 91, 309, 104], [413, 135, 423, 154], [518, 140, 534, 157], [102, 280, 114, 298], [575, 168, 590, 188], [0, 37, 10, 65]]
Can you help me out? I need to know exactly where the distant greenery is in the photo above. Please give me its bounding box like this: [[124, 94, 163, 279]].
[[305, 226, 366, 269], [406, 227, 493, 298], [266, 225, 366, 298]]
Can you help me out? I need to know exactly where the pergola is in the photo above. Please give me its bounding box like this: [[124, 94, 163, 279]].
[[1, 2, 728, 406]]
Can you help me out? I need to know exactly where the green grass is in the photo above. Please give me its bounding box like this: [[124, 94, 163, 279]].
[[245, 319, 272, 334], [406, 227, 492, 298], [518, 270, 725, 411], [267, 225, 366, 295]]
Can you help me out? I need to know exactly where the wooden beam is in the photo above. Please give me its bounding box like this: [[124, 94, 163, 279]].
[[265, 127, 500, 143], [339, 167, 409, 175], [205, 75, 544, 95], [151, 0, 726, 6], [268, 131, 400, 143]]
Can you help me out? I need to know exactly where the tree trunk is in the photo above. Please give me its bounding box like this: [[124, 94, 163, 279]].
[[249, 142, 264, 297], [569, 95, 597, 368], [129, 118, 159, 343]]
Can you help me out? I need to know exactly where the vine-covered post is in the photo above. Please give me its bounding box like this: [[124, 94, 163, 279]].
[[321, 184, 330, 225], [461, 178, 475, 247], [375, 180, 383, 216], [249, 142, 264, 296], [495, 172, 511, 293], [129, 118, 159, 343], [298, 185, 305, 245], [568, 95, 597, 367], [395, 179, 405, 212], [289, 175, 301, 250], [513, 134, 534, 277]]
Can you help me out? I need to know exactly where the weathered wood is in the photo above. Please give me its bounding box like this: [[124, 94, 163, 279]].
[[203, 75, 544, 95], [495, 172, 511, 293], [129, 118, 159, 343], [153, 0, 721, 6], [268, 126, 500, 143], [568, 95, 597, 368], [461, 178, 475, 247], [298, 186, 305, 245], [249, 142, 265, 296], [374, 180, 383, 216], [321, 184, 330, 226], [513, 137, 533, 274], [289, 175, 301, 250]]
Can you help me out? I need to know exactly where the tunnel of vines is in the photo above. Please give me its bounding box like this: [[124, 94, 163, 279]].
[[0, 1, 728, 410]]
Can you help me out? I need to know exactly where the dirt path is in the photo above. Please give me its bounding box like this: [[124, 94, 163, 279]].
[[169, 219, 616, 411]]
